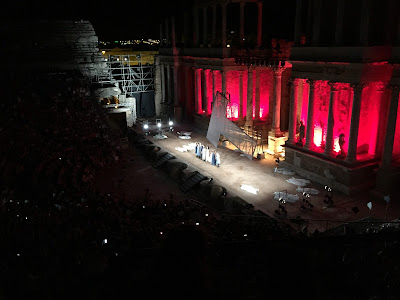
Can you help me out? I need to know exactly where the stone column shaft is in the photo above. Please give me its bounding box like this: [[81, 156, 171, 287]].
[[381, 86, 399, 168], [166, 65, 171, 103], [239, 71, 244, 121], [271, 68, 283, 135], [195, 69, 201, 113], [221, 69, 227, 96], [324, 83, 338, 156], [255, 68, 261, 120], [202, 69, 209, 114], [288, 79, 299, 143], [245, 67, 254, 126], [212, 70, 217, 112], [257, 1, 263, 48], [345, 85, 364, 163], [304, 80, 317, 149]]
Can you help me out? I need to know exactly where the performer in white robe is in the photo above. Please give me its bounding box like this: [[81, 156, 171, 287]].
[[202, 146, 206, 161], [215, 152, 221, 167], [206, 147, 210, 163]]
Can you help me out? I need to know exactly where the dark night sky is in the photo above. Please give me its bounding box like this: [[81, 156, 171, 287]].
[[2, 0, 295, 41], [2, 0, 182, 41]]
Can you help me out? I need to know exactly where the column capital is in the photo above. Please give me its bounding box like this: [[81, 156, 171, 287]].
[[273, 67, 284, 76]]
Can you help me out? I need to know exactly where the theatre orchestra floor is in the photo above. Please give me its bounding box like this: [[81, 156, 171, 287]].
[[94, 118, 400, 234]]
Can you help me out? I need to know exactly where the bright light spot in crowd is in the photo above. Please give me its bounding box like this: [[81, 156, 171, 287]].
[[244, 234, 247, 237], [169, 121, 173, 126], [182, 222, 185, 224], [196, 223, 199, 226], [103, 239, 107, 244], [157, 123, 161, 128], [143, 124, 149, 129], [59, 157, 61, 160], [143, 205, 145, 208], [160, 232, 163, 235], [17, 254, 20, 257], [240, 184, 259, 194], [101, 50, 105, 55], [205, 213, 208, 217]]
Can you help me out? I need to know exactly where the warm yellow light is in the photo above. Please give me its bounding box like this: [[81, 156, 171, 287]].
[[102, 50, 106, 55]]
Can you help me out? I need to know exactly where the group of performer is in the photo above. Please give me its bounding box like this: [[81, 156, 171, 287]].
[[195, 142, 221, 167]]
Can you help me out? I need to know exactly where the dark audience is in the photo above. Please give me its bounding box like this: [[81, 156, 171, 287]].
[[0, 73, 399, 299]]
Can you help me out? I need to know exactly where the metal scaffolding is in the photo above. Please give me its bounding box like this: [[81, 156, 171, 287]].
[[93, 53, 154, 96]]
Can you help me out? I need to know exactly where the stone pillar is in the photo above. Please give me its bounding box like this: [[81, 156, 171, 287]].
[[304, 80, 317, 149], [335, 0, 345, 45], [245, 66, 253, 127], [202, 69, 209, 114], [166, 64, 171, 103], [239, 71, 244, 122], [212, 5, 217, 46], [195, 69, 201, 114], [165, 17, 169, 46], [255, 68, 261, 121], [173, 62, 179, 106], [222, 2, 227, 47], [345, 84, 364, 163], [324, 83, 339, 156], [212, 70, 217, 112], [271, 68, 284, 135], [240, 0, 245, 46], [257, 0, 263, 48], [154, 56, 162, 116], [288, 78, 299, 144], [294, 0, 302, 45], [312, 0, 321, 46], [161, 63, 166, 102], [203, 7, 208, 46], [193, 5, 199, 47], [381, 85, 399, 168], [221, 69, 227, 96], [360, 0, 371, 46]]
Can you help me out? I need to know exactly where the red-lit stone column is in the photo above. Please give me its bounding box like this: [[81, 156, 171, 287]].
[[271, 67, 284, 135], [288, 78, 299, 144], [345, 84, 364, 163], [381, 85, 399, 168], [304, 80, 317, 149], [221, 69, 227, 96], [255, 68, 261, 121], [212, 70, 217, 113], [195, 69, 201, 114], [257, 0, 263, 48], [202, 69, 209, 114], [203, 7, 208, 46], [239, 71, 244, 122], [222, 2, 227, 47], [245, 66, 254, 127], [240, 0, 245, 46], [324, 82, 339, 156]]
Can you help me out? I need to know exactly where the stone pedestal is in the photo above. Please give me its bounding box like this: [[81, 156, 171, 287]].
[[266, 132, 288, 156]]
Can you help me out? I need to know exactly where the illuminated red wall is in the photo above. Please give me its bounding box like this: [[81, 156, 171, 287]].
[[312, 81, 330, 149], [259, 69, 272, 120], [226, 70, 240, 119], [333, 84, 352, 153], [300, 80, 309, 128]]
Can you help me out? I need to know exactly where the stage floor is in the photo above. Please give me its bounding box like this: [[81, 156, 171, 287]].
[[96, 121, 400, 234]]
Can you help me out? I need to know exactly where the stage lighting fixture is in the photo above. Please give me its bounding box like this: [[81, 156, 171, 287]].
[[169, 120, 173, 126], [157, 122, 161, 128], [143, 124, 149, 130]]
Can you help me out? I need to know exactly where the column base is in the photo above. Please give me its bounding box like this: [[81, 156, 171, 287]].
[[270, 128, 284, 137], [265, 131, 288, 156]]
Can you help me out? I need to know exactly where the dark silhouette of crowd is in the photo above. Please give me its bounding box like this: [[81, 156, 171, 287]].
[[0, 72, 399, 300]]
